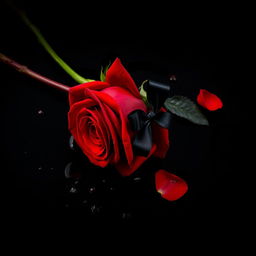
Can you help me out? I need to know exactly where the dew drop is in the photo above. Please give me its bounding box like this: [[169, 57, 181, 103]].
[[37, 109, 45, 116], [38, 166, 43, 171], [69, 136, 75, 150], [90, 204, 96, 213], [88, 186, 96, 194], [69, 187, 77, 194], [64, 162, 81, 179], [82, 199, 88, 205], [64, 162, 72, 178], [121, 212, 132, 220], [169, 75, 177, 81], [90, 204, 101, 214], [109, 187, 115, 192]]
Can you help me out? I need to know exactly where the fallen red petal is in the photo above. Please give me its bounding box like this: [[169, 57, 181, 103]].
[[197, 89, 223, 111], [155, 169, 188, 201]]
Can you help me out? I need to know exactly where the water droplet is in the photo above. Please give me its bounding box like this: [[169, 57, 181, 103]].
[[82, 199, 88, 205], [38, 166, 43, 171], [69, 136, 75, 150], [170, 75, 176, 81], [64, 162, 81, 179], [64, 162, 72, 178], [90, 204, 101, 214], [133, 177, 141, 182], [121, 212, 132, 219], [88, 186, 96, 194], [37, 109, 44, 116], [90, 204, 96, 213], [101, 179, 106, 184], [69, 187, 77, 194]]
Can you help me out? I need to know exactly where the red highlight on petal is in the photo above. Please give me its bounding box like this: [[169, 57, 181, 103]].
[[155, 169, 188, 201], [197, 89, 223, 111]]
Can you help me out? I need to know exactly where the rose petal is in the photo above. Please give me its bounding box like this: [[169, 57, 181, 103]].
[[115, 145, 157, 176], [105, 58, 141, 99], [68, 98, 97, 130], [152, 125, 169, 159], [155, 169, 188, 201], [152, 108, 170, 159], [83, 109, 110, 157], [75, 109, 110, 167], [197, 89, 223, 111], [69, 81, 110, 106], [68, 95, 113, 167], [84, 89, 122, 164], [102, 86, 147, 118], [88, 89, 134, 166]]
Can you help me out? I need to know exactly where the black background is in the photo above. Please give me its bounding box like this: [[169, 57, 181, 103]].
[[0, 0, 249, 230]]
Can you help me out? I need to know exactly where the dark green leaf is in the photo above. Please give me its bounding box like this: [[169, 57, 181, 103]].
[[164, 96, 209, 125]]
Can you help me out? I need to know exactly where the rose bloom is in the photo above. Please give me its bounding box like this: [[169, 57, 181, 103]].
[[68, 58, 169, 176]]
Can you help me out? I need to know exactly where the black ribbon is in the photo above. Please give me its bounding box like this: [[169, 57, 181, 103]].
[[128, 80, 174, 156]]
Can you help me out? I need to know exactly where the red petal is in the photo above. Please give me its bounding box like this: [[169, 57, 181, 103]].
[[73, 108, 110, 167], [152, 108, 170, 159], [115, 145, 157, 176], [105, 58, 141, 99], [102, 86, 147, 117], [69, 81, 110, 106], [89, 89, 134, 165], [197, 89, 223, 111], [155, 170, 188, 201], [152, 125, 169, 158], [83, 89, 121, 164]]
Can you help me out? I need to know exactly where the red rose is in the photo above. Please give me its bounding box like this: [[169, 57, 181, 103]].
[[68, 58, 169, 176]]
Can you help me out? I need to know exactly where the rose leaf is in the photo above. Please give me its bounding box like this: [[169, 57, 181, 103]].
[[164, 95, 209, 125]]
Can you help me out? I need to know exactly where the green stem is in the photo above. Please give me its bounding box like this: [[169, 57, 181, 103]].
[[19, 11, 94, 84]]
